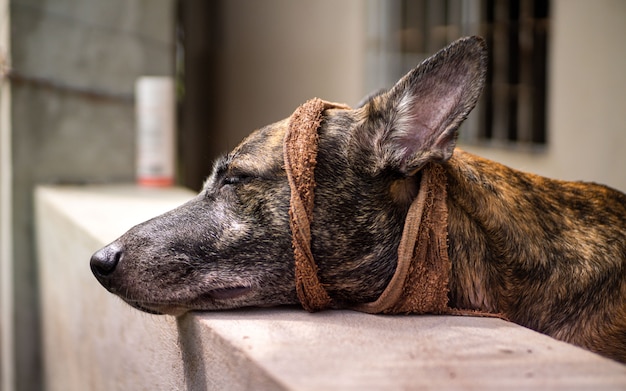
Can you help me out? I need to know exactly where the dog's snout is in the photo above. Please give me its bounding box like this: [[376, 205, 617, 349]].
[[90, 243, 123, 278]]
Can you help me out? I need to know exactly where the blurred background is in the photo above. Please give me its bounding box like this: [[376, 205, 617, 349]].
[[1, 0, 625, 389]]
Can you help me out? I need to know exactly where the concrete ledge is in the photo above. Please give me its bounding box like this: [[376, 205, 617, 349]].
[[35, 185, 626, 390], [35, 186, 191, 391]]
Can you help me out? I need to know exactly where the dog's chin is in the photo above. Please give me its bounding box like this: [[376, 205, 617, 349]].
[[126, 301, 187, 316], [123, 286, 254, 316]]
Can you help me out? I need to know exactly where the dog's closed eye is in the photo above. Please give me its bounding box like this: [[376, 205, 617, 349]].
[[222, 174, 254, 186]]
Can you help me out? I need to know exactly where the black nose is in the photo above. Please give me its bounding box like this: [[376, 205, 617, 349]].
[[90, 243, 123, 278]]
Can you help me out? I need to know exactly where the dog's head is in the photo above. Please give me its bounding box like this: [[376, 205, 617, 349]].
[[90, 36, 487, 315]]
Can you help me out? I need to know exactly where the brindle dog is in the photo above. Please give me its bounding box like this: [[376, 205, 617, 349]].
[[91, 37, 626, 363]]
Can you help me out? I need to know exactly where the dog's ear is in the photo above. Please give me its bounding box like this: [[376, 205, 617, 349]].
[[361, 36, 487, 175]]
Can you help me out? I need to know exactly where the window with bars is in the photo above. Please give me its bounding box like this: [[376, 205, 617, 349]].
[[366, 0, 550, 146]]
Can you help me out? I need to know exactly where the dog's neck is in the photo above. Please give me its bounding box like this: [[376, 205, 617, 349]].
[[443, 149, 535, 314]]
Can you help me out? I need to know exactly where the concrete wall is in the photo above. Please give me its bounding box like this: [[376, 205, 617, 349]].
[[35, 185, 626, 391], [463, 0, 626, 192], [2, 1, 175, 389]]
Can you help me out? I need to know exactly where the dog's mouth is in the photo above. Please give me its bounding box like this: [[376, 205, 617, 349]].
[[204, 286, 252, 300]]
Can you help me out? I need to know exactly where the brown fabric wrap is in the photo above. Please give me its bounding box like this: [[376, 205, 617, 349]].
[[284, 98, 350, 312]]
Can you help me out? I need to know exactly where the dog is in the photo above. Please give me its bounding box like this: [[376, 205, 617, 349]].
[[90, 36, 626, 363]]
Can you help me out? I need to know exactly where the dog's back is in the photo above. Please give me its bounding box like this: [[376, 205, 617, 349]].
[[445, 150, 626, 362]]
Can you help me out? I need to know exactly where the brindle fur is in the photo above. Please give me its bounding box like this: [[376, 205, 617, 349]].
[[91, 37, 626, 363]]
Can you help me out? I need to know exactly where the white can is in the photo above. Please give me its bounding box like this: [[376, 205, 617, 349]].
[[135, 76, 176, 186]]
